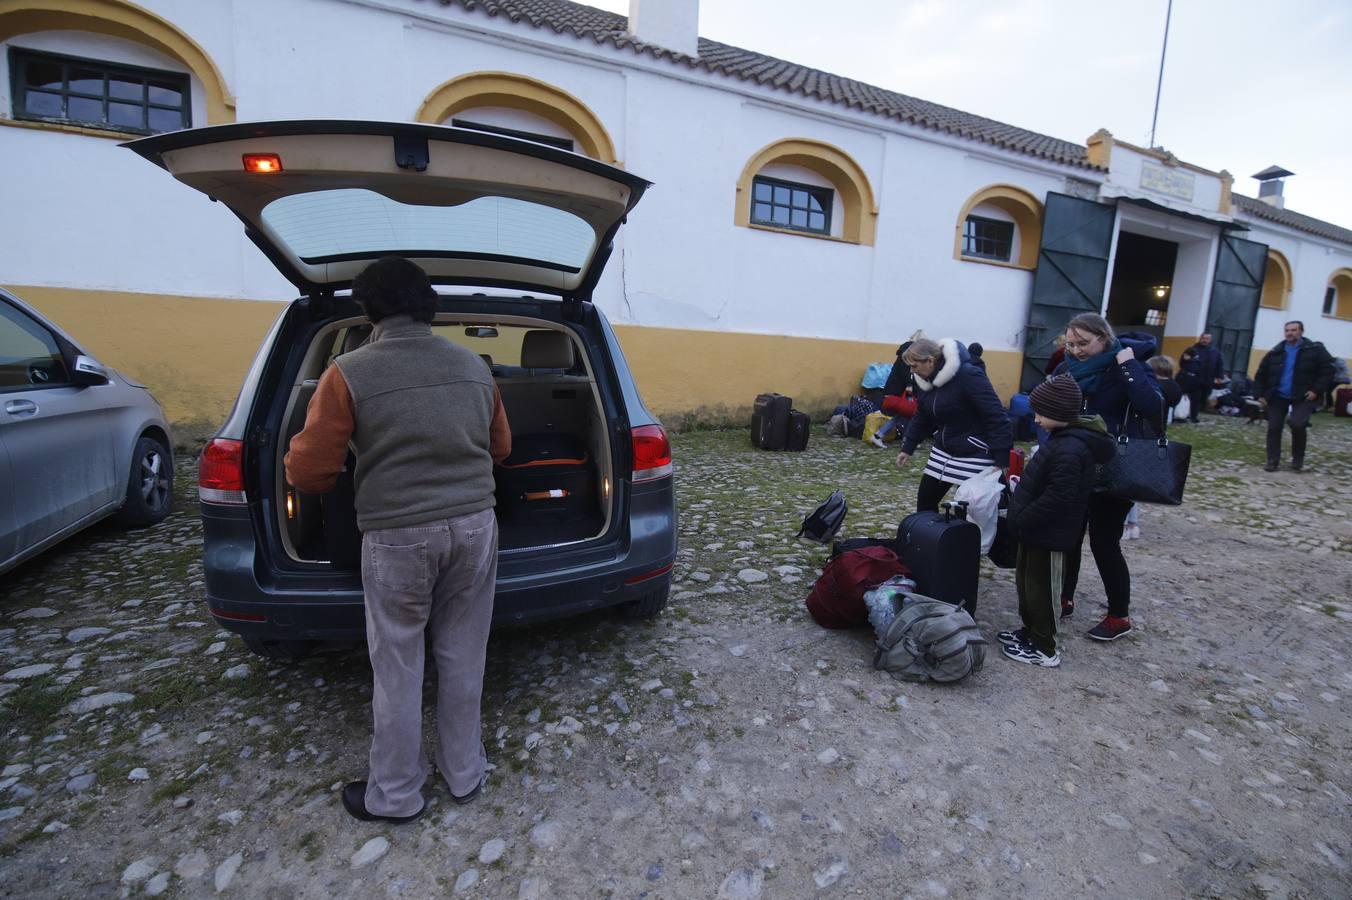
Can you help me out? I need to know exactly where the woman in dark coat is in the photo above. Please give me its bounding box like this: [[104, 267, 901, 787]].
[[895, 337, 1013, 511], [1052, 313, 1164, 642]]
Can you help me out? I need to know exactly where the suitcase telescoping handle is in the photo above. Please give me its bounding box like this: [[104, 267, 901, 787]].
[[940, 500, 968, 522]]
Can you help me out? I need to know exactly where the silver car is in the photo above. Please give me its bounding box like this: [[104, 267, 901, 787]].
[[0, 287, 175, 575]]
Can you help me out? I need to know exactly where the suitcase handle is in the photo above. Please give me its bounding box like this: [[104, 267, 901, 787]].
[[522, 489, 569, 501], [940, 500, 968, 521]]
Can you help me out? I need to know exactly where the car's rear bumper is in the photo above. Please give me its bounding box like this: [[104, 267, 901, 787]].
[[201, 480, 676, 641]]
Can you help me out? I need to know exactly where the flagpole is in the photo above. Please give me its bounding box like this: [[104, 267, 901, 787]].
[[1149, 0, 1173, 149]]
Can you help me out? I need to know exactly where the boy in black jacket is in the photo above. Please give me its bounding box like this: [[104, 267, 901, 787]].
[[999, 376, 1115, 667]]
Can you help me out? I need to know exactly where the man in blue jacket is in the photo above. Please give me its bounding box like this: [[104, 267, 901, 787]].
[[1178, 332, 1226, 423], [1252, 321, 1335, 472]]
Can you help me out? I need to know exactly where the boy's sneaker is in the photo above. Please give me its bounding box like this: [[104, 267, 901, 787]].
[[996, 627, 1029, 647], [1087, 615, 1133, 642], [1060, 597, 1075, 619], [869, 433, 887, 449], [1002, 639, 1061, 668]]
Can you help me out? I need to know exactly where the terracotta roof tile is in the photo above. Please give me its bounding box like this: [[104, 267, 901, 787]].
[[434, 0, 1098, 169], [1233, 195, 1352, 247]]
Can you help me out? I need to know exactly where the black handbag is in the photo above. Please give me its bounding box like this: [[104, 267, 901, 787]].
[[1094, 405, 1191, 505]]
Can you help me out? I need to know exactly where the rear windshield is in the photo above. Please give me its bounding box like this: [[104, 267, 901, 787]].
[[261, 189, 595, 272]]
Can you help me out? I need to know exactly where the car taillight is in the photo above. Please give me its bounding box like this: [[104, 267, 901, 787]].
[[631, 425, 672, 482], [199, 438, 247, 505]]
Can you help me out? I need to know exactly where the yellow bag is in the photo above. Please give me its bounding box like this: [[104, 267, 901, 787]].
[[862, 411, 893, 444]]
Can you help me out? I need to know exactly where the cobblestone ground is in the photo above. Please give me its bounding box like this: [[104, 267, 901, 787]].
[[2, 414, 1350, 898]]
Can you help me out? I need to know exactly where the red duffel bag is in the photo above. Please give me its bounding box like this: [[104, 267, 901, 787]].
[[805, 546, 910, 629]]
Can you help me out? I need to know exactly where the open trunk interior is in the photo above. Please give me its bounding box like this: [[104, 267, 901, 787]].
[[276, 315, 615, 566]]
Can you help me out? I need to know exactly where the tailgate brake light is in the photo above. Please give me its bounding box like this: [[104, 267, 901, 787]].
[[631, 425, 672, 482], [200, 438, 247, 505]]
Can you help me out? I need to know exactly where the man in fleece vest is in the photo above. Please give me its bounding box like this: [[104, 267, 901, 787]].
[[285, 256, 511, 823]]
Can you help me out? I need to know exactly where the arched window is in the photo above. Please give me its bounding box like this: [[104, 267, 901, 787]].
[[734, 139, 877, 245], [416, 72, 617, 164], [0, 0, 234, 131], [1260, 249, 1292, 310], [953, 185, 1043, 269], [1326, 268, 1352, 320]]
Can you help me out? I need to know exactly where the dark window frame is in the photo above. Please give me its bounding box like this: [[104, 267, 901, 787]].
[[750, 174, 833, 236], [451, 117, 574, 152], [1324, 285, 1338, 316], [962, 214, 1016, 262], [8, 46, 191, 136]]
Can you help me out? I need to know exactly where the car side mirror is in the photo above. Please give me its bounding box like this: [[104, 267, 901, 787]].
[[71, 354, 110, 386]]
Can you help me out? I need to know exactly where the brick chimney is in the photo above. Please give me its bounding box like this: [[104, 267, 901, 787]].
[[628, 0, 699, 58]]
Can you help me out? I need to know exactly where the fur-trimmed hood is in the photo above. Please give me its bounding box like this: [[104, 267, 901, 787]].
[[911, 338, 967, 392]]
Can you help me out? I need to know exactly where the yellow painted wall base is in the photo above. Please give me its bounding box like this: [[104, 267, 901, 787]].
[[7, 286, 1031, 438], [613, 324, 1024, 425], [6, 285, 282, 442]]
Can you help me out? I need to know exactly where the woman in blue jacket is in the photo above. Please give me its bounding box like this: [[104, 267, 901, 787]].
[[1052, 313, 1164, 642], [895, 337, 1013, 512]]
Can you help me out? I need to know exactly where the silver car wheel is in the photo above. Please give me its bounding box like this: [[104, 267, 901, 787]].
[[139, 446, 171, 512]]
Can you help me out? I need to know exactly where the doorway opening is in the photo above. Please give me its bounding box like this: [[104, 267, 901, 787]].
[[1105, 232, 1178, 344]]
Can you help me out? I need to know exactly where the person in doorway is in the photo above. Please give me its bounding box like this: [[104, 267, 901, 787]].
[[1251, 320, 1335, 472], [1051, 313, 1163, 642], [285, 256, 512, 824], [1178, 332, 1226, 423], [894, 337, 1013, 511], [999, 375, 1115, 667]]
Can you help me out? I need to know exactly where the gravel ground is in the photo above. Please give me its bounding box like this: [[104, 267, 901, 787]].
[[2, 413, 1350, 898]]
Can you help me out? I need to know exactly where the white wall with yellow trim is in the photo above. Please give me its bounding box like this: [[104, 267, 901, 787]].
[[2, 0, 1348, 438]]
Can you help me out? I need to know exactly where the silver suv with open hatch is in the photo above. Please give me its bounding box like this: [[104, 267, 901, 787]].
[[125, 120, 676, 662]]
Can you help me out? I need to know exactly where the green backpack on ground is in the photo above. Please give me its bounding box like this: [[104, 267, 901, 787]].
[[873, 594, 986, 683]]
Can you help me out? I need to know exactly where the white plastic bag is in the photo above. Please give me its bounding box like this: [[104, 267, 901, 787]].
[[1174, 394, 1191, 421], [953, 466, 1004, 554]]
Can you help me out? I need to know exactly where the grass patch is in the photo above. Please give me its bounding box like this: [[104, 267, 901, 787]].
[[0, 676, 81, 732], [132, 671, 211, 713], [298, 830, 324, 862]]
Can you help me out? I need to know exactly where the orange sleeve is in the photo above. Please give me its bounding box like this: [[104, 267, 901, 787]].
[[489, 382, 512, 465], [284, 366, 355, 493]]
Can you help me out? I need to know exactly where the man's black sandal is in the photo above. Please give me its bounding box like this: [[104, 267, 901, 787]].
[[341, 781, 424, 824]]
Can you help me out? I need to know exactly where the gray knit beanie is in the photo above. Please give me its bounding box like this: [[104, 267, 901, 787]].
[[1030, 375, 1084, 423]]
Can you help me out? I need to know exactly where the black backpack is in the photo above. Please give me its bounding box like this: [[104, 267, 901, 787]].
[[798, 491, 847, 543]]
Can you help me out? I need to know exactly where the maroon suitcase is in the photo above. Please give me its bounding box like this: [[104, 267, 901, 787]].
[[1336, 387, 1352, 418]]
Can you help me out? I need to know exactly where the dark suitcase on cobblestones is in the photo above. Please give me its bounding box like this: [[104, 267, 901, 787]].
[[785, 409, 810, 451], [752, 393, 792, 450], [896, 501, 981, 616]]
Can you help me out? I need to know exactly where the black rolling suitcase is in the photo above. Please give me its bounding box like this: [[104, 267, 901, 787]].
[[896, 501, 981, 616], [494, 434, 595, 525], [785, 409, 810, 451], [751, 393, 792, 449]]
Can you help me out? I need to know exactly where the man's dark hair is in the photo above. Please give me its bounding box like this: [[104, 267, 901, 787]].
[[968, 342, 984, 358], [352, 256, 438, 324], [1285, 320, 1304, 331]]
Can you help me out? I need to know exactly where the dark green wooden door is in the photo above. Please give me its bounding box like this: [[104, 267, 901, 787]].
[[1020, 193, 1117, 391], [1205, 234, 1268, 378]]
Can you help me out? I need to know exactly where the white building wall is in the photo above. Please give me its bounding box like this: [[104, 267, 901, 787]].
[[3, 0, 1347, 370], [1244, 218, 1352, 359]]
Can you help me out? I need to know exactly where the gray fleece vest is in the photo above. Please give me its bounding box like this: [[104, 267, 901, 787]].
[[334, 316, 496, 531]]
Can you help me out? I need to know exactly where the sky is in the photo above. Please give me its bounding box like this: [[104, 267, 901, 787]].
[[589, 0, 1352, 227]]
